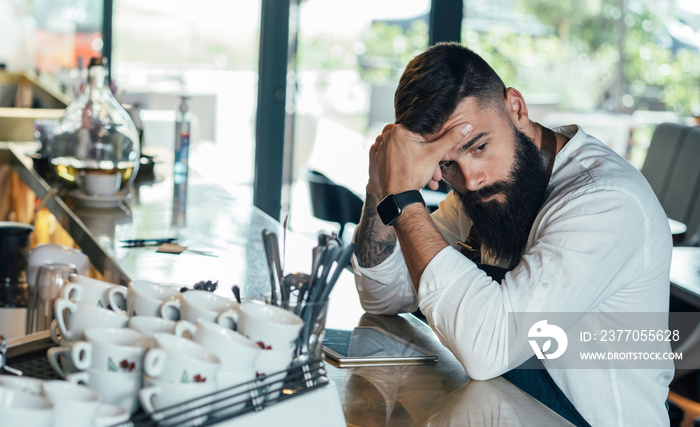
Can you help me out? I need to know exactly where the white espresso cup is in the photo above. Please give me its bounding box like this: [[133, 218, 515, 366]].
[[0, 386, 54, 426], [54, 299, 129, 342], [140, 375, 217, 426], [68, 327, 151, 374], [82, 171, 122, 196], [143, 332, 221, 384], [179, 319, 261, 373], [47, 343, 87, 379], [61, 274, 127, 311], [160, 290, 239, 329], [0, 374, 45, 396], [67, 368, 142, 415], [235, 300, 303, 350], [254, 344, 296, 402], [128, 315, 196, 338], [43, 380, 101, 427], [109, 280, 181, 318], [94, 403, 131, 427]]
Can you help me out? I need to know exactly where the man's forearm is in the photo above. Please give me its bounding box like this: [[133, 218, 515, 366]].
[[393, 203, 448, 290], [354, 190, 397, 268]]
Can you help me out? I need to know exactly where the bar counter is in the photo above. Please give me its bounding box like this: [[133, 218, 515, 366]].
[[1, 142, 570, 425]]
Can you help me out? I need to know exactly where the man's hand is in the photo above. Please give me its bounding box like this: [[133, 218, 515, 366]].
[[370, 122, 473, 198]]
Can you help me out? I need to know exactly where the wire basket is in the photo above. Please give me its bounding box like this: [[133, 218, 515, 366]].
[[127, 358, 329, 426]]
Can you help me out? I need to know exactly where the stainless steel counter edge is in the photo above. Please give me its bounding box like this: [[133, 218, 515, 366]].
[[2, 142, 131, 285]]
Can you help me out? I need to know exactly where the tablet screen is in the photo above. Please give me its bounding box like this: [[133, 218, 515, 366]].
[[323, 326, 437, 367]]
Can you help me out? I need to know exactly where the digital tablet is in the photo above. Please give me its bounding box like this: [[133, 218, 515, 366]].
[[323, 326, 438, 367]]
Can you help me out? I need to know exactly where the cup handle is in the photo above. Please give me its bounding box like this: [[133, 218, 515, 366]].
[[107, 286, 128, 314], [139, 386, 162, 415], [47, 346, 70, 378], [173, 320, 197, 339], [54, 299, 77, 342], [49, 319, 61, 345], [61, 283, 81, 301], [159, 298, 181, 321], [216, 309, 239, 330], [66, 371, 90, 386], [143, 348, 166, 377], [70, 341, 92, 371]]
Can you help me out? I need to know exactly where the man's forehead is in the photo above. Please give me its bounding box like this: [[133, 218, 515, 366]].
[[426, 98, 490, 141]]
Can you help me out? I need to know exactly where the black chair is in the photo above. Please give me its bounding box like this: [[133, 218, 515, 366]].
[[306, 169, 364, 242]]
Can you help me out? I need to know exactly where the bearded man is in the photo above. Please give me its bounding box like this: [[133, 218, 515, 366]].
[[351, 42, 673, 426]]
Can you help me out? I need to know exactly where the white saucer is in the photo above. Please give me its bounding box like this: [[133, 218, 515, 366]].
[[69, 189, 131, 208]]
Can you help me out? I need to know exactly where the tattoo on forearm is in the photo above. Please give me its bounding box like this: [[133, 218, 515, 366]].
[[355, 192, 397, 268]]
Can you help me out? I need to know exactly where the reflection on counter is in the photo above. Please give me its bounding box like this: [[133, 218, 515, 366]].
[[338, 313, 567, 426], [71, 205, 133, 242], [341, 314, 450, 426], [420, 377, 567, 426]]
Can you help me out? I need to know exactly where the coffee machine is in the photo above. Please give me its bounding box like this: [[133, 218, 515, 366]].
[[0, 222, 33, 339]]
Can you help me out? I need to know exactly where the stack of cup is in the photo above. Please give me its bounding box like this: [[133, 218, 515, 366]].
[[43, 380, 101, 427], [49, 276, 183, 374], [140, 332, 221, 425], [0, 375, 128, 427], [62, 327, 151, 414], [177, 319, 261, 416], [49, 297, 129, 377], [43, 272, 314, 423], [235, 300, 303, 401]]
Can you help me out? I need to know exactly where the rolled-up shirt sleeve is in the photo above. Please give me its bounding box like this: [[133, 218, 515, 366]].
[[351, 240, 417, 315], [351, 191, 468, 315]]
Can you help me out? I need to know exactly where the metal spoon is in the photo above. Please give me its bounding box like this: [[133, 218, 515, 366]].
[[261, 229, 280, 305], [282, 214, 289, 273]]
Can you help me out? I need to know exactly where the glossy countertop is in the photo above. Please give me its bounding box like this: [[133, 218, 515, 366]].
[[2, 142, 570, 426]]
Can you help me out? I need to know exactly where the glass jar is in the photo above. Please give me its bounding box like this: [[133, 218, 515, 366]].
[[50, 57, 140, 195]]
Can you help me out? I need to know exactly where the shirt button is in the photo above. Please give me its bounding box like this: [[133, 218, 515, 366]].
[[540, 281, 551, 289]]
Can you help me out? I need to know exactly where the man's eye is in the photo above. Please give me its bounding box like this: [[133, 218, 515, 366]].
[[474, 143, 487, 152], [440, 161, 454, 171]]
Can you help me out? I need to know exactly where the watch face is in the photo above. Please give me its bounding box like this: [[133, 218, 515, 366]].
[[377, 195, 400, 226]]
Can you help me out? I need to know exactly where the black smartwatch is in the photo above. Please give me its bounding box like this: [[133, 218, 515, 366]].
[[376, 190, 426, 226]]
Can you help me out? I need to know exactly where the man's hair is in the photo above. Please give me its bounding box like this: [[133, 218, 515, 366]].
[[394, 42, 507, 135]]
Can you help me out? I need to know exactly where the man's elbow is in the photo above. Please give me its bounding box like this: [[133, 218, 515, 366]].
[[359, 298, 412, 316], [455, 350, 508, 381], [464, 366, 502, 381]]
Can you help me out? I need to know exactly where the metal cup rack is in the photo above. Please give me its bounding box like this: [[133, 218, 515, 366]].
[[127, 358, 333, 426]]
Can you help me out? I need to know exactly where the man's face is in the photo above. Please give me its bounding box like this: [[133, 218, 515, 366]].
[[433, 98, 549, 268]]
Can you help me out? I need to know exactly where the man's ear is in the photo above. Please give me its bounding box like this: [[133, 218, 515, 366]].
[[504, 87, 529, 129]]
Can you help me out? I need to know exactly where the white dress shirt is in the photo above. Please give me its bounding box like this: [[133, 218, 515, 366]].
[[352, 126, 674, 426]]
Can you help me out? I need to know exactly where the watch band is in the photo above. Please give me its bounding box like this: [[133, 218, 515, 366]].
[[377, 190, 426, 226]]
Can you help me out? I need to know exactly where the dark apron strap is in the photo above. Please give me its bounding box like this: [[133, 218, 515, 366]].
[[502, 357, 591, 427]]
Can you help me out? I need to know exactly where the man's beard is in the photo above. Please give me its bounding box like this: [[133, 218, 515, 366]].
[[457, 127, 550, 269]]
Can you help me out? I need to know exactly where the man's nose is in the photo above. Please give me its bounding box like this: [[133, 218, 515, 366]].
[[462, 164, 485, 191]]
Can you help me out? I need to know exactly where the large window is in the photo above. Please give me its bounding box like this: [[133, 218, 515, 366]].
[[111, 0, 261, 201], [461, 0, 700, 166], [287, 0, 431, 237]]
